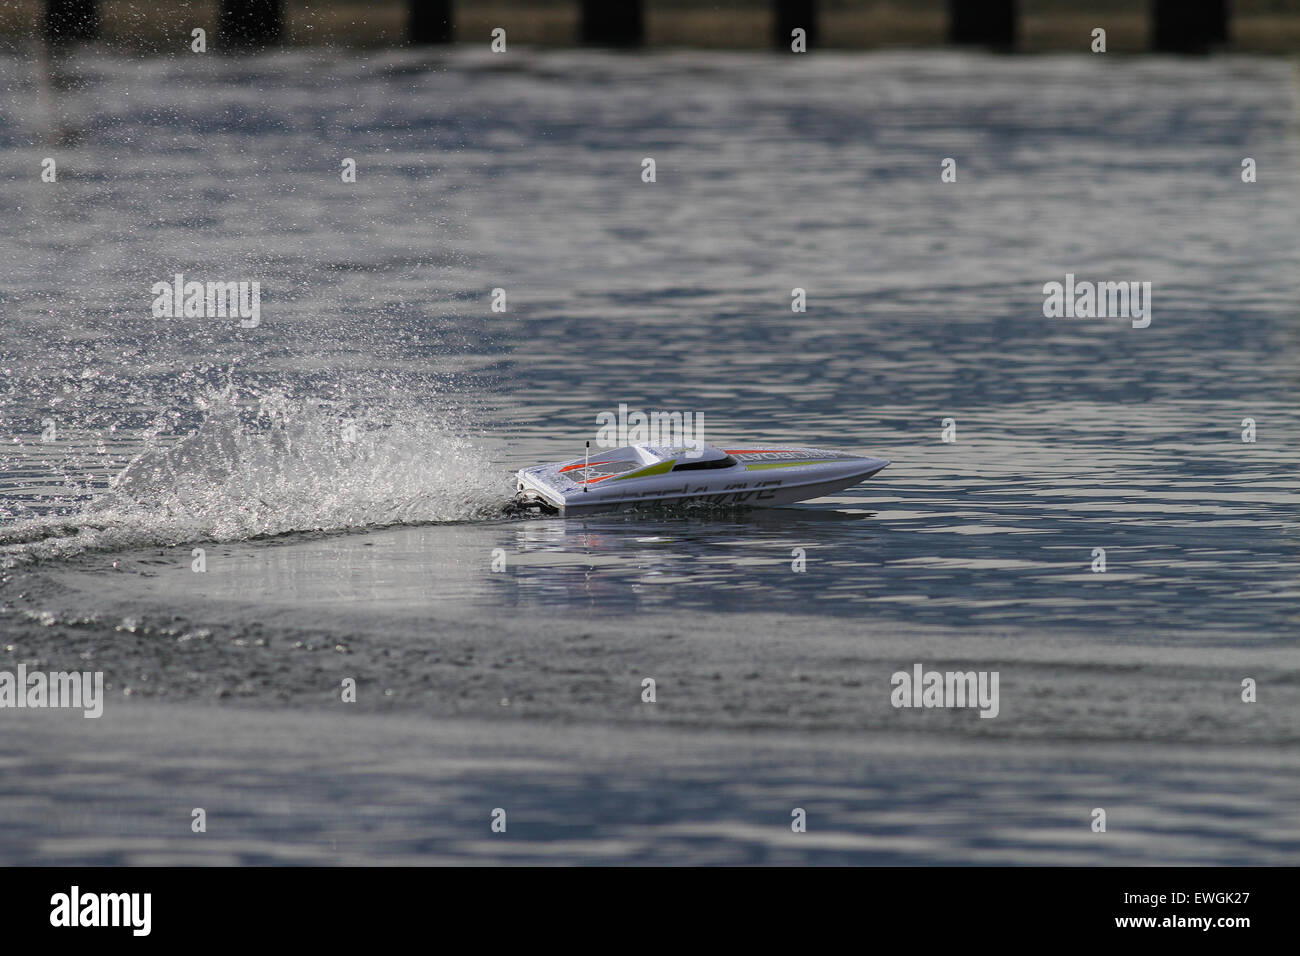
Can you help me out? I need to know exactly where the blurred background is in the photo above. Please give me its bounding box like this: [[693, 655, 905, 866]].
[[7, 0, 1300, 54]]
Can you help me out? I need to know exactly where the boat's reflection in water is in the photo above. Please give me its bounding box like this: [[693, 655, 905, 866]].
[[503, 505, 882, 616]]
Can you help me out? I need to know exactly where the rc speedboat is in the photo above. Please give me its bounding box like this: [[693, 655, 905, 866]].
[[511, 442, 889, 514]]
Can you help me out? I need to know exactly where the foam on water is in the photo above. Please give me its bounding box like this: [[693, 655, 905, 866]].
[[0, 384, 505, 565]]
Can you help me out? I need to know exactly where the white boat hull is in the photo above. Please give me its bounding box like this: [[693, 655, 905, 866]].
[[514, 444, 889, 515]]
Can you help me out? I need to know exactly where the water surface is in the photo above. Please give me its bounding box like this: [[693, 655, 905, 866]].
[[0, 48, 1297, 865]]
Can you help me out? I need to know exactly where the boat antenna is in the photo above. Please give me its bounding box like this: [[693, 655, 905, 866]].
[[583, 440, 590, 492]]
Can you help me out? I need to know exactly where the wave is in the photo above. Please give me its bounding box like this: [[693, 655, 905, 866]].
[[0, 387, 506, 566]]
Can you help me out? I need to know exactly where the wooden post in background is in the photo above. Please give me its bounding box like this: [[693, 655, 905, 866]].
[[45, 0, 99, 42], [218, 0, 285, 48], [774, 0, 818, 50], [1152, 0, 1228, 53], [409, 1, 454, 45], [580, 0, 644, 46], [948, 0, 1017, 49]]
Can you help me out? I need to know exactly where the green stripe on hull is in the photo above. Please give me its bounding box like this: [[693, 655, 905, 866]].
[[613, 459, 677, 481]]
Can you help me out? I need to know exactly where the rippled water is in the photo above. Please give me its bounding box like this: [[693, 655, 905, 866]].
[[0, 48, 1297, 865], [2, 47, 1297, 633]]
